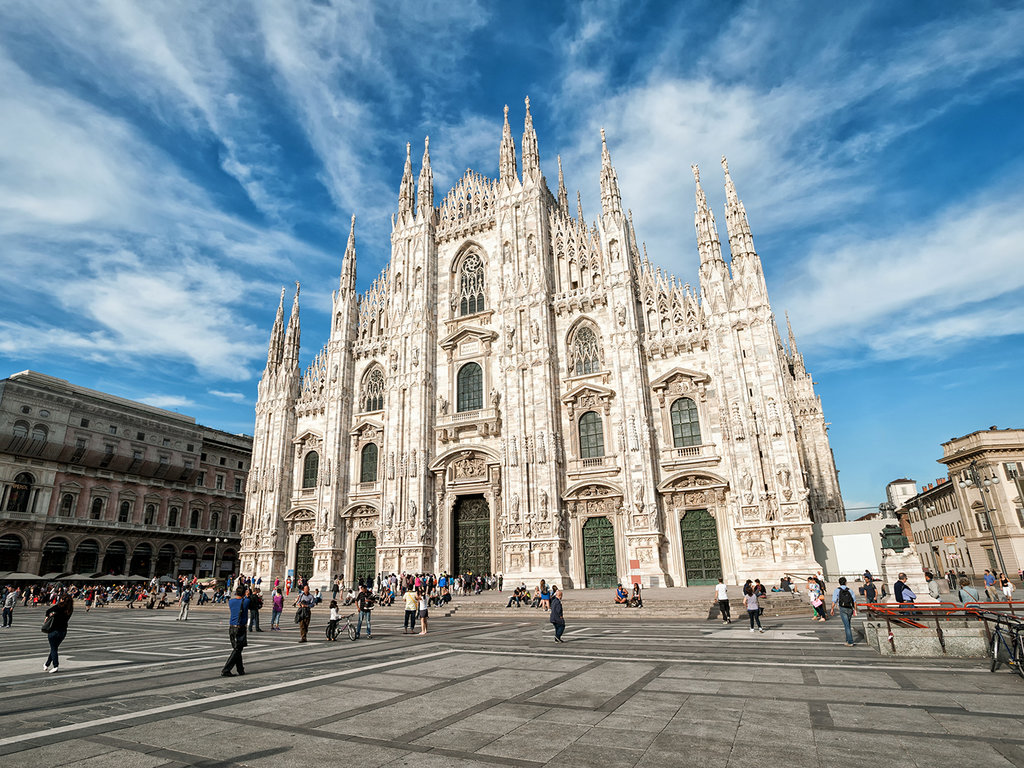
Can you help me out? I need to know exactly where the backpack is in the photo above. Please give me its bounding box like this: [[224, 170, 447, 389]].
[[837, 587, 855, 610]]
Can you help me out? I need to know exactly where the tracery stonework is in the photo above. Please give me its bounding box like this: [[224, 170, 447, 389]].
[[240, 102, 843, 588]]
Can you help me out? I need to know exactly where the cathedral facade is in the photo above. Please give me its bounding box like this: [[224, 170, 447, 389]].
[[239, 100, 844, 590]]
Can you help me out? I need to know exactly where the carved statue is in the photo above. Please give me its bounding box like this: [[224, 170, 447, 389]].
[[385, 502, 394, 528], [633, 478, 644, 511], [539, 490, 549, 520], [616, 303, 626, 326], [438, 395, 449, 415], [530, 319, 540, 344], [511, 493, 520, 522], [741, 472, 754, 505], [489, 388, 501, 408], [409, 500, 417, 527], [504, 323, 515, 350], [777, 467, 793, 501]]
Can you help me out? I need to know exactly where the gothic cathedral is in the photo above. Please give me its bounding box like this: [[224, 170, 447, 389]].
[[240, 99, 843, 589]]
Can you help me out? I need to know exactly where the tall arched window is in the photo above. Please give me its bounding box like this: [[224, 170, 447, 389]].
[[90, 498, 104, 520], [361, 367, 385, 412], [670, 397, 702, 447], [190, 508, 201, 528], [12, 421, 29, 438], [457, 362, 483, 412], [568, 323, 601, 376], [229, 514, 238, 532], [144, 503, 156, 525], [31, 424, 48, 441], [168, 507, 179, 527], [118, 501, 131, 522], [360, 443, 379, 483], [579, 411, 605, 458], [5, 472, 33, 512], [60, 494, 75, 517], [458, 252, 486, 316], [210, 511, 220, 530], [303, 451, 319, 488]]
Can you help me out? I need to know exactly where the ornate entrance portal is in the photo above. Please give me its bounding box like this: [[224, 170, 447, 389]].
[[680, 509, 721, 585], [582, 516, 617, 588], [453, 495, 490, 575], [295, 534, 314, 581], [353, 531, 376, 586]]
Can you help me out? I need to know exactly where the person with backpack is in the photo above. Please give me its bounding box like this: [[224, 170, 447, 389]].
[[830, 577, 858, 646], [248, 588, 264, 632], [177, 586, 192, 621], [956, 577, 982, 609]]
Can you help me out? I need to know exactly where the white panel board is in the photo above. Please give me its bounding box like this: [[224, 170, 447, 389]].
[[833, 533, 878, 575]]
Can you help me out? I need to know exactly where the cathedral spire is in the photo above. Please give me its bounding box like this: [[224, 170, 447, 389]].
[[786, 312, 806, 374], [417, 136, 433, 218], [599, 128, 622, 216], [282, 281, 301, 369], [398, 142, 414, 220], [576, 190, 584, 224], [693, 163, 729, 313], [499, 104, 518, 187], [721, 156, 767, 305], [340, 215, 357, 295], [521, 96, 540, 182], [557, 154, 569, 215], [266, 286, 286, 370]]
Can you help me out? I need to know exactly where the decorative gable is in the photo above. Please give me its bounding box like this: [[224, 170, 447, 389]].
[[561, 382, 614, 417]]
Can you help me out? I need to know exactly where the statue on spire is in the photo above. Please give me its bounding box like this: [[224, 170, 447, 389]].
[[557, 154, 569, 215], [398, 142, 415, 219], [522, 96, 540, 181], [418, 135, 434, 217], [599, 128, 622, 216], [499, 104, 518, 187]]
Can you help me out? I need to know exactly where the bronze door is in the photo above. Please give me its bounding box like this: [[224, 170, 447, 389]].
[[453, 495, 491, 575]]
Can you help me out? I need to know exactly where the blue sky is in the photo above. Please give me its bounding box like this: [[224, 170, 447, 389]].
[[1, 1, 1022, 517]]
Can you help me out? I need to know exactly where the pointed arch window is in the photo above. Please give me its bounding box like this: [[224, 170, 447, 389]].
[[360, 443, 379, 483], [458, 252, 486, 316], [457, 362, 483, 412], [670, 397, 702, 447], [361, 367, 385, 412], [303, 451, 319, 488], [568, 323, 602, 376], [578, 411, 605, 458]]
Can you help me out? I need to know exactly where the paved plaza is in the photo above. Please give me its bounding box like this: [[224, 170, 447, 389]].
[[1, 603, 1023, 767]]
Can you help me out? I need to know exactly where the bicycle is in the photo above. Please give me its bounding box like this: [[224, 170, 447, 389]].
[[988, 617, 1024, 678], [326, 613, 358, 641]]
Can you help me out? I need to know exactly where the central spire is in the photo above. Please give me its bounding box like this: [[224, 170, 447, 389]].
[[266, 286, 286, 370], [398, 142, 414, 219], [521, 96, 540, 182], [499, 104, 518, 188], [599, 128, 622, 216], [557, 155, 569, 215], [282, 282, 301, 369], [340, 215, 357, 295], [417, 136, 433, 218]]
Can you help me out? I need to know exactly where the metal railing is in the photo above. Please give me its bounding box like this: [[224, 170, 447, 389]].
[[860, 600, 1024, 656]]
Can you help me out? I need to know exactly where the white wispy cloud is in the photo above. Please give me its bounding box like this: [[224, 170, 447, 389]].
[[138, 394, 195, 409], [210, 390, 248, 402]]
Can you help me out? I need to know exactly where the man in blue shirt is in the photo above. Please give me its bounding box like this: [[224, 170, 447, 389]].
[[830, 577, 858, 646], [983, 570, 996, 600], [221, 586, 250, 677]]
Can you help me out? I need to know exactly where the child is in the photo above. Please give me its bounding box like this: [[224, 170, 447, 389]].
[[327, 600, 340, 641]]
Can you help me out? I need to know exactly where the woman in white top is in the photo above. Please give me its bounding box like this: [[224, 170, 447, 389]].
[[417, 589, 429, 635]]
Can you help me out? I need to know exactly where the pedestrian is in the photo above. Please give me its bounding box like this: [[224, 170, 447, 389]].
[[894, 573, 916, 604], [830, 576, 858, 646], [43, 593, 74, 674], [956, 577, 982, 608], [270, 587, 284, 630], [715, 578, 731, 624], [221, 586, 249, 677], [999, 573, 1015, 600], [293, 585, 315, 643], [983, 569, 996, 600], [860, 578, 878, 603], [925, 572, 941, 601], [2, 585, 16, 628], [248, 588, 264, 632], [403, 584, 418, 634], [332, 578, 340, 602], [744, 585, 764, 633], [326, 600, 340, 640], [550, 588, 565, 642], [417, 588, 429, 635], [177, 585, 192, 621], [808, 578, 826, 621], [355, 585, 374, 639], [753, 579, 767, 617]]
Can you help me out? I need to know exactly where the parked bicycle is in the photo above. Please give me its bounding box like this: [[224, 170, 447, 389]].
[[988, 616, 1024, 678], [326, 612, 358, 641]]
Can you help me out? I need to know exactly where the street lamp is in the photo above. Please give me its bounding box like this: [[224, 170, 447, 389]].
[[958, 460, 1006, 576], [206, 537, 225, 580]]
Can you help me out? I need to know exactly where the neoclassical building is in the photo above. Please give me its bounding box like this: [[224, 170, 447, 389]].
[[240, 101, 843, 589]]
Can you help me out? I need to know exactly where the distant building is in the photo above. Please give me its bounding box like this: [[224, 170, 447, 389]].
[[939, 428, 1024, 576], [886, 478, 917, 511], [900, 478, 968, 575], [0, 371, 251, 578]]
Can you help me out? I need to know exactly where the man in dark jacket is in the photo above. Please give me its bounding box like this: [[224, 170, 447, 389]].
[[221, 586, 250, 677], [549, 589, 565, 643]]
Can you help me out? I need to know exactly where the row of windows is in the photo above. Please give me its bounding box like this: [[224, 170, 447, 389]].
[[57, 493, 238, 531], [321, 397, 704, 485], [11, 421, 47, 441], [918, 521, 964, 542]]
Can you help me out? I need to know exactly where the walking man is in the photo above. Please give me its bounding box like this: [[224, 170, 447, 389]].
[[221, 586, 249, 677], [894, 573, 916, 604], [983, 569, 996, 600], [248, 588, 263, 632], [177, 585, 192, 621], [2, 585, 16, 628], [550, 588, 566, 642], [293, 584, 315, 643], [830, 576, 858, 646], [715, 578, 731, 624], [355, 585, 374, 639]]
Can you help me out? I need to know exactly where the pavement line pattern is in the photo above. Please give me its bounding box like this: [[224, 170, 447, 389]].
[[455, 646, 996, 673], [0, 648, 453, 749]]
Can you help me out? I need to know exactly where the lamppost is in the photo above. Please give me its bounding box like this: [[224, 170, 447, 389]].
[[958, 460, 1006, 576], [206, 537, 225, 580]]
